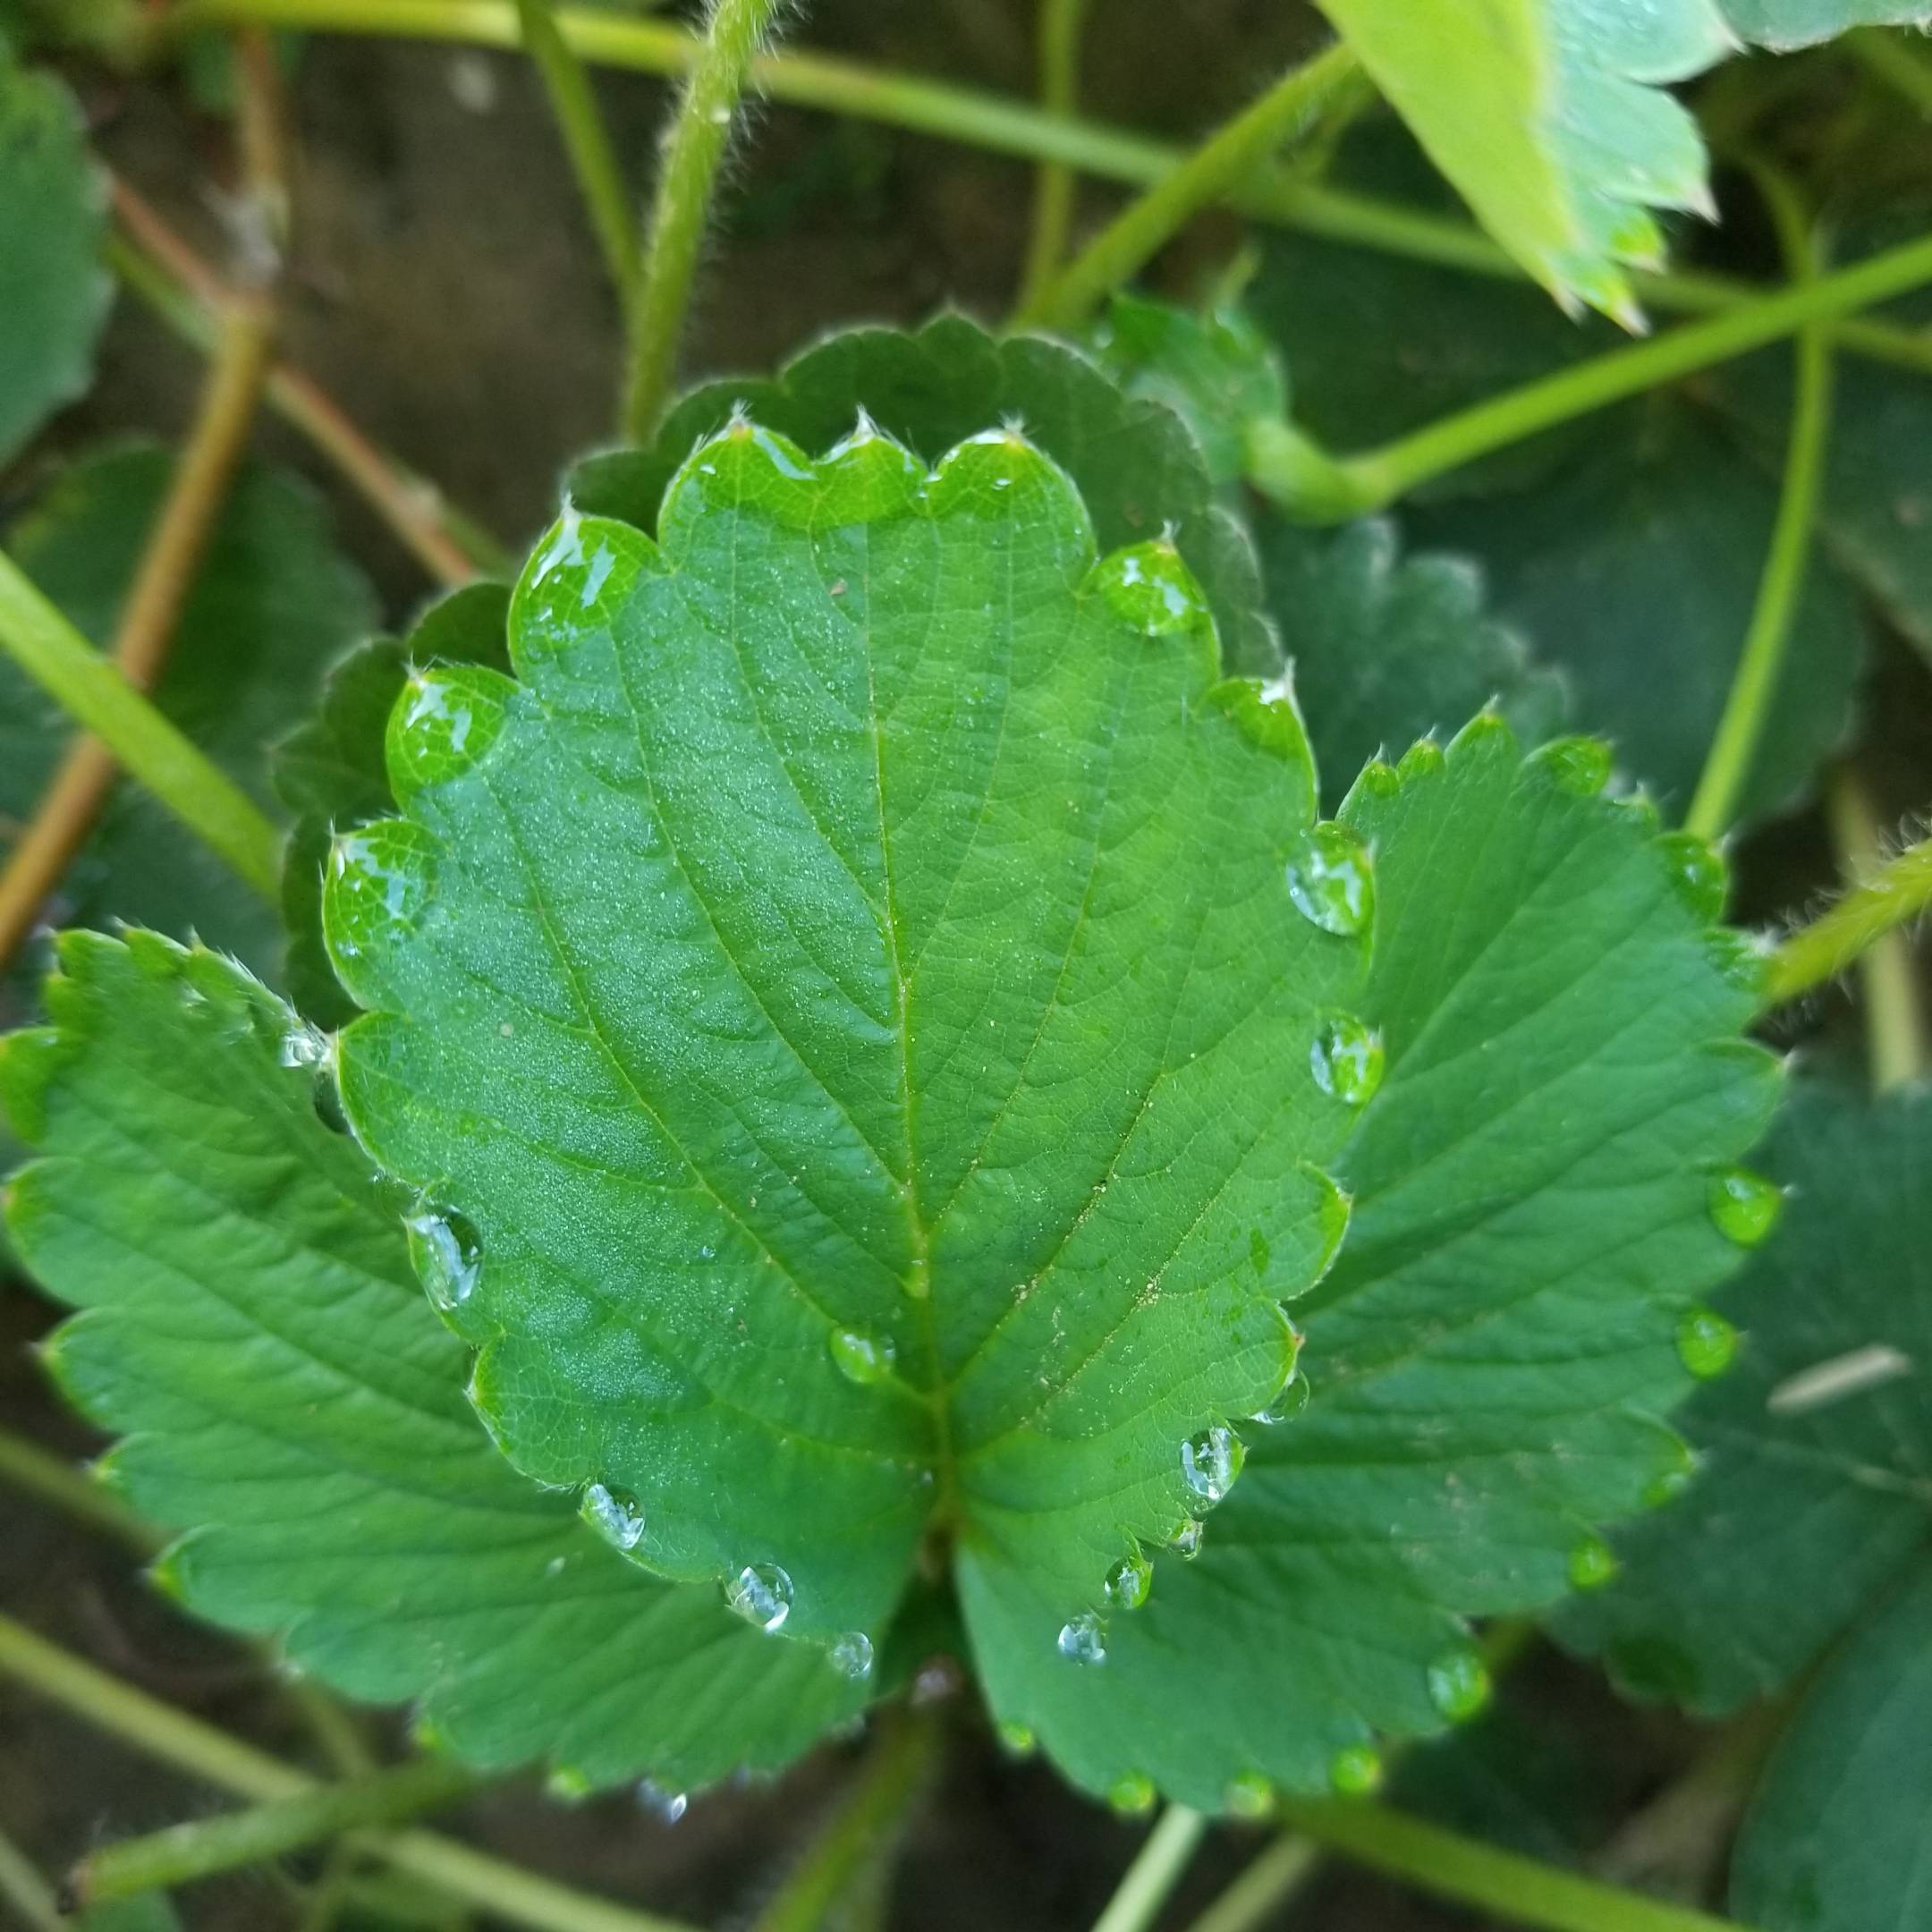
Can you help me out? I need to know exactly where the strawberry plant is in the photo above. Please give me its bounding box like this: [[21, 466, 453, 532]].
[[2, 4, 1931, 1931]]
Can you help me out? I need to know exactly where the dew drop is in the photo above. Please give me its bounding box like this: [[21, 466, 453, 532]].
[[1426, 1647, 1491, 1723], [546, 1765, 591, 1802], [1656, 832, 1729, 923], [1396, 738, 1444, 782], [404, 1208, 482, 1312], [1165, 1518, 1206, 1560], [1105, 1551, 1152, 1612], [1707, 1167, 1783, 1248], [1095, 541, 1208, 637], [830, 1631, 875, 1681], [580, 1481, 646, 1552], [1329, 1744, 1383, 1796], [1676, 1306, 1739, 1380], [636, 1778, 688, 1824], [1224, 1772, 1274, 1819], [1056, 1610, 1107, 1665], [278, 1021, 327, 1071], [1309, 1013, 1385, 1106], [996, 1720, 1038, 1758], [1284, 823, 1375, 936], [1107, 1772, 1157, 1816], [1180, 1424, 1244, 1505], [1567, 1534, 1618, 1592], [1642, 1456, 1699, 1510], [1533, 736, 1614, 796], [1252, 1368, 1309, 1427], [828, 1326, 896, 1386], [725, 1563, 793, 1633]]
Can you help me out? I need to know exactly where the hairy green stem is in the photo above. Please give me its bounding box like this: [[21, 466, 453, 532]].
[[1089, 1806, 1209, 1932], [0, 1614, 697, 1932], [623, 0, 782, 441], [1271, 1798, 1747, 1932], [1249, 227, 1932, 523], [1016, 40, 1362, 330], [0, 551, 282, 902], [76, 1757, 477, 1904], [1685, 168, 1833, 843], [1015, 0, 1092, 312], [515, 0, 640, 307]]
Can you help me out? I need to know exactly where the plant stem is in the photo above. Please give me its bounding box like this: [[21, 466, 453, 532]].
[[1270, 1798, 1746, 1932], [751, 1710, 941, 1932], [622, 0, 781, 442], [75, 1757, 477, 1904], [1848, 25, 1932, 118], [0, 1828, 63, 1932], [0, 1613, 699, 1932], [1762, 828, 1932, 1010], [1182, 1833, 1320, 1932], [1823, 771, 1928, 1091], [1018, 41, 1360, 330], [1250, 226, 1932, 523], [1089, 1806, 1209, 1932], [515, 0, 640, 309], [1685, 168, 1833, 843], [0, 1428, 153, 1552], [1014, 0, 1092, 313]]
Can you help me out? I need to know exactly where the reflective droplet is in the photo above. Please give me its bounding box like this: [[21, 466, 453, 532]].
[[1426, 1647, 1491, 1723], [278, 1021, 327, 1070], [636, 1778, 688, 1824], [1284, 823, 1375, 936], [1252, 1368, 1309, 1427], [1224, 1772, 1274, 1819], [996, 1720, 1037, 1758], [1533, 736, 1614, 797], [1056, 1610, 1107, 1665], [580, 1481, 646, 1552], [1108, 1772, 1157, 1816], [830, 1631, 875, 1681], [725, 1563, 793, 1632], [1181, 1425, 1245, 1505], [1567, 1534, 1618, 1591], [327, 822, 437, 956], [546, 1764, 591, 1802], [1642, 1456, 1698, 1510], [1165, 1518, 1205, 1560], [1359, 759, 1401, 800], [1095, 541, 1208, 638], [1105, 1551, 1152, 1612], [1329, 1744, 1383, 1795], [1309, 1013, 1385, 1106], [405, 1208, 482, 1312], [1397, 739, 1444, 782], [828, 1326, 896, 1385], [1677, 1306, 1739, 1380], [1656, 832, 1729, 923], [1707, 1168, 1783, 1248], [391, 665, 511, 796]]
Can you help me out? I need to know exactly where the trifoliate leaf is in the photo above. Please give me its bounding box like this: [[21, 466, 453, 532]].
[[326, 418, 1365, 1669], [567, 312, 1279, 676], [1556, 1082, 1932, 1714], [1260, 518, 1568, 810], [0, 39, 109, 466], [1, 929, 869, 1786], [1310, 1, 1932, 321], [0, 445, 379, 978], [953, 716, 1782, 1808], [1731, 1553, 1932, 1932]]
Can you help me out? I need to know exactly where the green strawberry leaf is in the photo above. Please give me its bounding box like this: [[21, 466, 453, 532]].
[[326, 418, 1365, 1669], [1310, 1, 1932, 322], [960, 716, 1781, 1808], [567, 312, 1280, 678], [1555, 1081, 1932, 1714], [0, 38, 109, 467], [1731, 1553, 1932, 1932], [1, 929, 869, 1788]]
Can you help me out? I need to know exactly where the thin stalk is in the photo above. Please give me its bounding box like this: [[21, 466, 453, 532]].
[[1822, 772, 1928, 1091], [0, 1428, 152, 1552], [0, 301, 273, 969], [1016, 41, 1361, 330], [1848, 25, 1932, 118], [1270, 1798, 1748, 1932], [622, 0, 782, 443], [1182, 1834, 1320, 1932], [0, 1614, 699, 1932], [74, 1757, 477, 1905], [1089, 1806, 1209, 1932], [1764, 836, 1932, 1008], [0, 1829, 62, 1932], [0, 551, 283, 906], [1249, 227, 1932, 523], [165, 2, 1932, 375], [1015, 0, 1092, 313], [751, 1710, 941, 1932], [1685, 168, 1833, 843], [515, 0, 640, 307]]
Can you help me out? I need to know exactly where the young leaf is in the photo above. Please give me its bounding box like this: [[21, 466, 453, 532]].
[[326, 419, 1365, 1661], [960, 716, 1780, 1807], [0, 38, 109, 467], [1556, 1082, 1932, 1713], [1, 929, 869, 1787], [567, 312, 1280, 677]]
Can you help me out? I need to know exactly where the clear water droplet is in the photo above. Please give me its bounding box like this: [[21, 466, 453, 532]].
[[828, 1326, 895, 1385], [1426, 1647, 1491, 1722], [1105, 1551, 1152, 1611], [725, 1563, 793, 1632], [1224, 1772, 1274, 1819], [1656, 832, 1728, 923], [580, 1481, 646, 1551], [278, 1021, 327, 1070], [546, 1764, 592, 1802], [830, 1631, 875, 1680], [1642, 1457, 1698, 1510], [1252, 1369, 1309, 1427], [1284, 823, 1375, 936], [1309, 1013, 1385, 1106], [1708, 1168, 1783, 1248], [996, 1719, 1037, 1758], [636, 1778, 688, 1824], [405, 1208, 481, 1312], [1533, 736, 1614, 796], [1165, 1518, 1205, 1560], [1396, 739, 1444, 782], [1056, 1610, 1106, 1665], [1567, 1534, 1618, 1591], [1329, 1744, 1383, 1795], [1095, 541, 1208, 637], [1107, 1771, 1156, 1816], [1677, 1306, 1738, 1380], [1180, 1424, 1245, 1505]]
